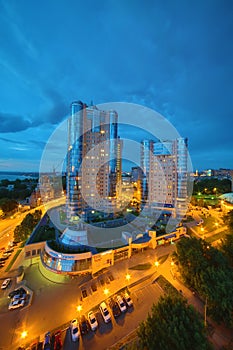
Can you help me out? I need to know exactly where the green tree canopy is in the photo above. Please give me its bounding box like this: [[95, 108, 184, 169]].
[[224, 210, 233, 232], [13, 210, 42, 243], [220, 233, 233, 267], [138, 295, 212, 350], [173, 237, 233, 326]]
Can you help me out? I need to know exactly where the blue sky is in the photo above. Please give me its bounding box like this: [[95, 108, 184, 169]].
[[0, 0, 233, 172]]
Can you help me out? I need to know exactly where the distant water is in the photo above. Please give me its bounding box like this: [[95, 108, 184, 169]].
[[0, 172, 39, 181]]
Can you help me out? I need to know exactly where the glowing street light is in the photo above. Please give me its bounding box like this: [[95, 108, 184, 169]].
[[77, 305, 82, 312], [215, 222, 219, 227], [200, 227, 204, 233], [103, 288, 109, 296], [171, 261, 174, 267], [21, 331, 28, 339], [154, 261, 159, 268], [125, 273, 131, 282]]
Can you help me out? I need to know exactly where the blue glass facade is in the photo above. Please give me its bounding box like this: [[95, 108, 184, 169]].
[[66, 101, 84, 217], [140, 140, 154, 202], [66, 101, 119, 219]]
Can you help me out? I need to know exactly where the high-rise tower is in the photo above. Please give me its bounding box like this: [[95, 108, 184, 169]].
[[66, 101, 119, 219], [140, 138, 188, 218]]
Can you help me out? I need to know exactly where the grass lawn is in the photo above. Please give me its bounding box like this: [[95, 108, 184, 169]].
[[5, 249, 22, 272], [158, 254, 169, 264], [155, 275, 180, 297], [129, 263, 152, 270], [206, 230, 229, 243]]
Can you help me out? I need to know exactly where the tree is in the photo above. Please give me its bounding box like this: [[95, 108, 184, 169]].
[[13, 210, 42, 243], [174, 237, 233, 326], [0, 198, 18, 214], [221, 234, 233, 267], [224, 210, 233, 232], [138, 295, 212, 350]]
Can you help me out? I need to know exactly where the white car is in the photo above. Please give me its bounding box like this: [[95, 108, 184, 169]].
[[99, 302, 111, 323], [1, 278, 11, 290], [70, 319, 80, 341], [8, 298, 25, 310], [124, 292, 133, 307], [12, 293, 27, 301], [88, 311, 98, 331], [116, 295, 126, 312]]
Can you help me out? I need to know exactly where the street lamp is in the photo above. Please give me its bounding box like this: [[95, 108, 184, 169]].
[[77, 304, 82, 313], [170, 260, 175, 279], [154, 261, 159, 268], [125, 273, 131, 282], [21, 330, 28, 339], [103, 288, 109, 297]]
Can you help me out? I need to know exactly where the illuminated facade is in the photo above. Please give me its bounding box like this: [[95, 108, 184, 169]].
[[141, 138, 188, 218], [66, 101, 119, 219]]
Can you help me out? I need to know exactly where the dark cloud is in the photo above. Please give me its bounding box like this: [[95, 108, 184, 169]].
[[0, 112, 32, 133], [0, 136, 26, 144]]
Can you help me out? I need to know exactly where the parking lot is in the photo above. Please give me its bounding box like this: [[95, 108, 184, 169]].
[[31, 282, 163, 350], [0, 245, 175, 349]]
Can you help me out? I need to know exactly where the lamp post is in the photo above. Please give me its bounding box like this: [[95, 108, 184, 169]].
[[126, 273, 131, 283], [103, 288, 109, 297], [170, 260, 175, 279], [125, 273, 131, 290], [77, 304, 82, 321], [154, 261, 159, 268], [20, 330, 28, 349], [77, 304, 82, 313], [204, 296, 208, 327]]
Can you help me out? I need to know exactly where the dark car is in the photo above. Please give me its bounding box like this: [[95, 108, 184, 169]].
[[109, 298, 121, 318], [54, 330, 62, 350], [8, 287, 26, 299], [43, 331, 51, 350], [0, 257, 8, 261], [37, 342, 43, 350], [80, 315, 89, 335]]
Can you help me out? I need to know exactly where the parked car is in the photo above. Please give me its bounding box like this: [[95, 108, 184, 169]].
[[80, 315, 89, 335], [70, 319, 80, 341], [1, 278, 11, 290], [0, 257, 8, 262], [43, 331, 51, 350], [54, 330, 62, 350], [5, 248, 14, 253], [123, 292, 133, 307], [99, 302, 111, 323], [116, 295, 126, 312], [3, 252, 11, 258], [8, 287, 26, 299], [8, 298, 25, 310], [109, 298, 121, 318], [87, 311, 98, 331]]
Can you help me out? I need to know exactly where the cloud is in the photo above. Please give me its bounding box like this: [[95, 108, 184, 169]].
[[0, 137, 26, 145], [0, 113, 32, 133]]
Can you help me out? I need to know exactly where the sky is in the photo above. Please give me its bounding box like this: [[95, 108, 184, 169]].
[[0, 0, 233, 172]]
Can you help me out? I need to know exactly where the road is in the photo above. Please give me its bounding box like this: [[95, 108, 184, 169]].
[[0, 197, 66, 267]]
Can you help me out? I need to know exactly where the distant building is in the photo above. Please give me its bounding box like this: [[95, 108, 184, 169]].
[[131, 166, 144, 183]]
